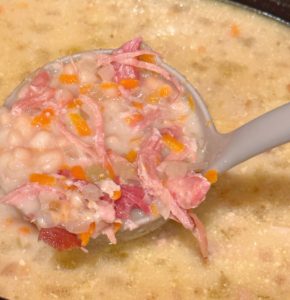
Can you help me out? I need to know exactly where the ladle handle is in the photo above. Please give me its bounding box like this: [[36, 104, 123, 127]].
[[209, 102, 290, 173]]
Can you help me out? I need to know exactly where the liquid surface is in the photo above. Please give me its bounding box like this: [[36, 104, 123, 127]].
[[0, 0, 289, 299]]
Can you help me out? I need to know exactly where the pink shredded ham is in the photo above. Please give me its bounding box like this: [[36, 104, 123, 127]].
[[96, 37, 183, 95], [0, 183, 63, 207], [0, 38, 211, 257], [0, 183, 65, 220], [188, 212, 208, 258], [112, 37, 143, 82], [166, 174, 210, 209], [137, 107, 161, 130], [38, 227, 81, 250], [79, 95, 106, 162], [161, 126, 198, 161], [115, 184, 150, 219], [56, 120, 100, 164], [11, 70, 55, 115], [137, 129, 209, 257]]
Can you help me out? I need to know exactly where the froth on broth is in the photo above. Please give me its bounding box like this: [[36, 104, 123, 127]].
[[0, 0, 290, 299]]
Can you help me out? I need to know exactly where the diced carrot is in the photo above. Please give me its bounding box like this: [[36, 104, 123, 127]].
[[31, 108, 54, 128], [67, 98, 83, 109], [113, 222, 122, 233], [112, 190, 122, 201], [65, 185, 77, 191], [59, 74, 79, 84], [126, 150, 137, 163], [120, 78, 139, 90], [131, 101, 144, 110], [69, 113, 92, 136], [100, 81, 118, 89], [230, 23, 240, 38], [162, 133, 185, 153], [48, 200, 61, 211], [4, 217, 14, 226], [29, 173, 56, 186], [188, 95, 195, 111], [125, 113, 144, 126], [19, 226, 31, 235], [79, 83, 92, 94], [71, 165, 87, 180], [197, 45, 207, 54], [138, 54, 156, 64], [150, 203, 159, 217], [79, 222, 96, 247], [177, 115, 187, 123], [204, 169, 218, 184], [146, 93, 160, 105], [159, 85, 171, 97]]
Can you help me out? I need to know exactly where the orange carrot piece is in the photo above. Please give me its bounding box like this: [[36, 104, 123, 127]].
[[31, 108, 54, 128], [69, 113, 92, 136], [100, 81, 118, 89], [71, 165, 87, 180], [162, 133, 185, 153], [19, 226, 31, 235], [146, 93, 160, 104], [138, 54, 156, 64], [79, 83, 92, 94], [188, 95, 195, 111], [120, 78, 139, 90], [230, 23, 240, 38], [67, 99, 83, 109], [113, 222, 122, 233], [150, 203, 159, 217], [131, 101, 144, 110], [196, 45, 207, 54], [126, 150, 137, 163], [4, 217, 14, 226], [125, 113, 144, 126], [204, 169, 218, 184], [59, 74, 79, 84], [112, 190, 122, 201], [29, 173, 56, 186], [79, 222, 96, 247], [159, 85, 171, 97]]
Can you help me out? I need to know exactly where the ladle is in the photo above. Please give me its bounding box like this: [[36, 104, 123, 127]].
[[5, 47, 290, 242]]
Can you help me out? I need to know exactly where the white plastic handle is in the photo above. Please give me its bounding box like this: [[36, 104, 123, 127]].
[[207, 102, 290, 173]]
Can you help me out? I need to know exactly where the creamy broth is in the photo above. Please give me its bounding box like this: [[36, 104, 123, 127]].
[[0, 0, 290, 299]]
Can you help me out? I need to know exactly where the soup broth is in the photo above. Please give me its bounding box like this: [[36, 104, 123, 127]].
[[0, 0, 289, 299]]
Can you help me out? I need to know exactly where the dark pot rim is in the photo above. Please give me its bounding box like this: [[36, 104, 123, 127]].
[[227, 0, 290, 24]]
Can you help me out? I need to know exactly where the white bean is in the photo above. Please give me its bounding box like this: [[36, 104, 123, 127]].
[[13, 147, 32, 161], [102, 87, 119, 98], [0, 127, 10, 145], [0, 151, 12, 169], [63, 63, 76, 75], [171, 100, 190, 116], [144, 76, 164, 91], [30, 130, 54, 150], [14, 115, 33, 139], [36, 150, 63, 173], [79, 70, 97, 84], [106, 135, 120, 150], [7, 129, 23, 147]]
